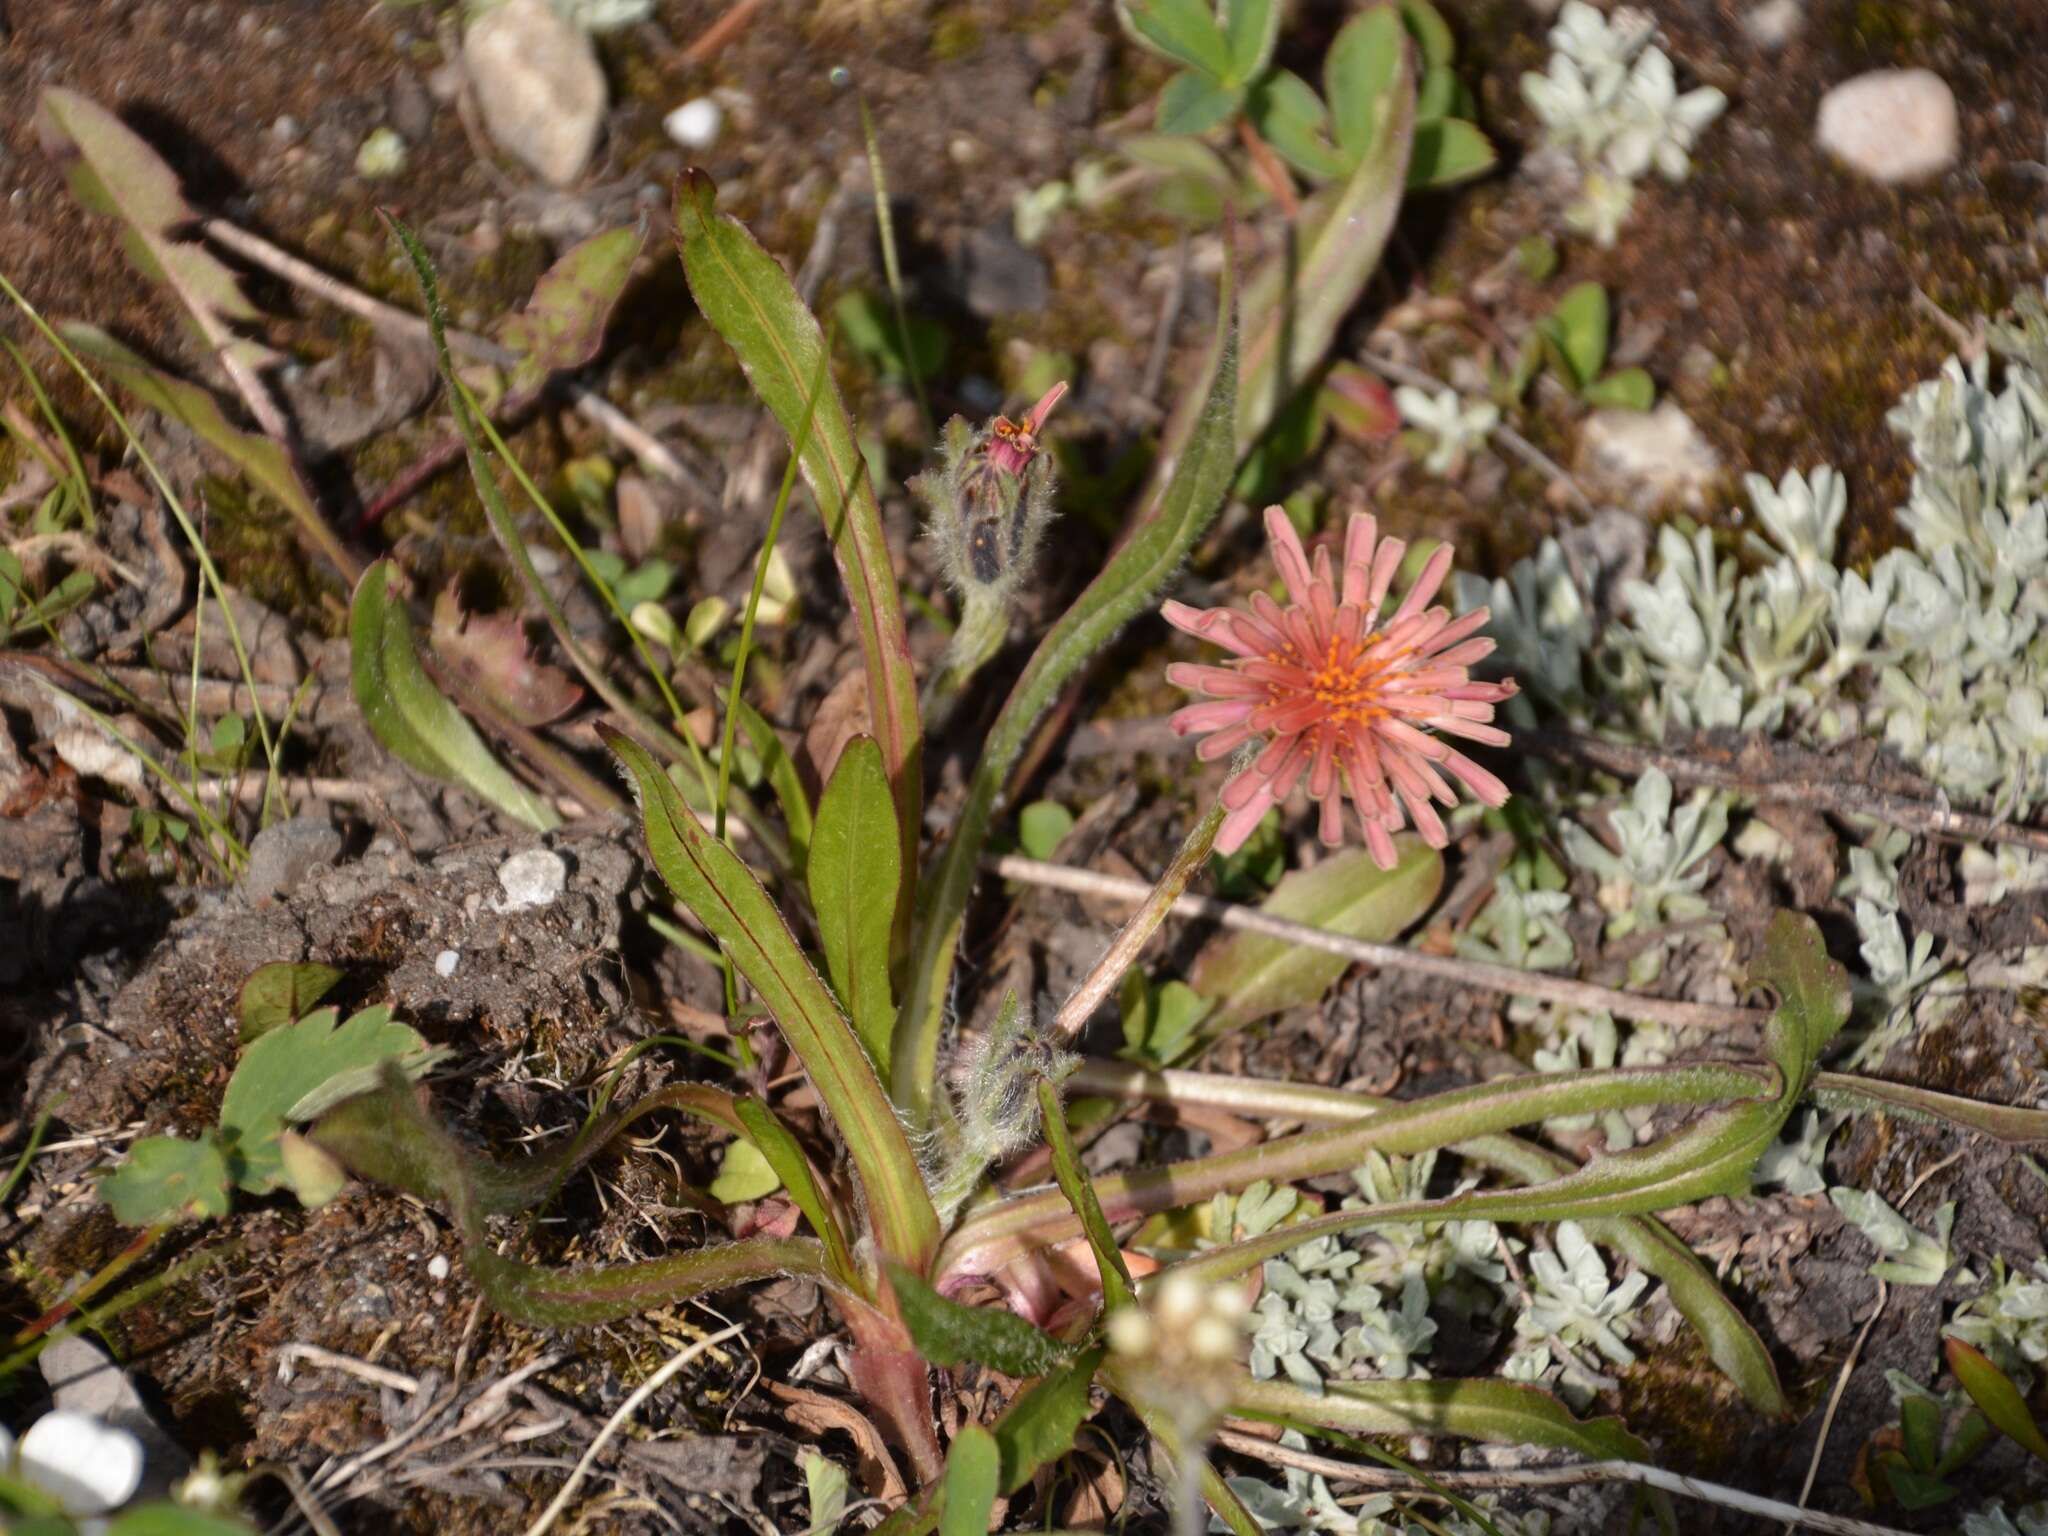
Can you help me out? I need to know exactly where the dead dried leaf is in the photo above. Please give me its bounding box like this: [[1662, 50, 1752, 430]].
[[763, 1379, 907, 1503], [430, 586, 583, 726], [800, 667, 870, 795]]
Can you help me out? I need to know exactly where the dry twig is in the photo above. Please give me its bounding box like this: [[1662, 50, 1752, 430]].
[[1527, 729, 2048, 855], [992, 853, 1766, 1032], [1213, 1430, 1920, 1536]]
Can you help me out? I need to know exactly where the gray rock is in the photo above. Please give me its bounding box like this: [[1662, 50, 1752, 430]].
[[463, 0, 606, 186], [1816, 69, 1958, 184], [1576, 403, 1723, 514], [960, 223, 1049, 319], [242, 816, 342, 907], [388, 69, 434, 142], [497, 847, 567, 911]]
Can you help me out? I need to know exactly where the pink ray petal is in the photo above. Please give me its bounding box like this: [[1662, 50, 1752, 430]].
[[1391, 545, 1455, 624], [1264, 505, 1317, 608], [1216, 789, 1277, 854], [1443, 749, 1510, 806], [1342, 513, 1378, 606], [1170, 700, 1257, 734]]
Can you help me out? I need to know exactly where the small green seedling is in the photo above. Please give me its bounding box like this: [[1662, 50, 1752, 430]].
[[1510, 281, 1655, 410], [98, 962, 437, 1226]]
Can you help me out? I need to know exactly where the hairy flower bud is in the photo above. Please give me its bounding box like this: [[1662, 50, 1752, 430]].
[[917, 381, 1067, 601]]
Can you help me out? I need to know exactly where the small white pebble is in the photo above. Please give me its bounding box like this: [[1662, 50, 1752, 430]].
[[663, 96, 722, 151], [427, 1254, 451, 1281], [435, 948, 460, 978], [497, 848, 567, 911]]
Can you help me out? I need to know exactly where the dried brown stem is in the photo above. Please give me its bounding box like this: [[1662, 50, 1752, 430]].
[[1050, 797, 1230, 1040], [1526, 729, 2048, 854], [204, 219, 711, 505], [1211, 1431, 1918, 1536], [991, 852, 1766, 1032]]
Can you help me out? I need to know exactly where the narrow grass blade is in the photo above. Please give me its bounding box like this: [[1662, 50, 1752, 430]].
[[896, 261, 1240, 1123], [608, 729, 941, 1271]]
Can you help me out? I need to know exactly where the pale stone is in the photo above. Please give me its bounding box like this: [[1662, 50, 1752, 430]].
[[497, 847, 566, 911], [1576, 403, 1722, 513], [663, 96, 722, 151], [1816, 69, 1958, 184], [1742, 0, 1803, 50], [463, 0, 606, 186]]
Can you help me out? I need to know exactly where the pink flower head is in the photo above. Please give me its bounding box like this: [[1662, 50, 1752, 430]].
[[1164, 507, 1519, 868], [984, 381, 1068, 476]]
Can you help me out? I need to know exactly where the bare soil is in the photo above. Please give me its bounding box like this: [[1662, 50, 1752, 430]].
[[5, 0, 2048, 1532]]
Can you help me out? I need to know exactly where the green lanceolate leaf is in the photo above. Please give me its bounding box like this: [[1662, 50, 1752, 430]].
[[993, 1346, 1104, 1493], [314, 1065, 830, 1329], [1188, 839, 1442, 1040], [808, 737, 899, 1070], [99, 1134, 233, 1226], [886, 1263, 1071, 1378], [1038, 1078, 1134, 1313], [939, 1427, 1000, 1536], [349, 560, 561, 831], [221, 1004, 435, 1194], [1947, 1337, 2048, 1462], [1233, 1374, 1648, 1461], [237, 961, 344, 1042], [500, 222, 646, 394], [672, 171, 922, 933], [895, 258, 1241, 1124], [1548, 282, 1611, 390], [609, 729, 941, 1270], [737, 1097, 856, 1285]]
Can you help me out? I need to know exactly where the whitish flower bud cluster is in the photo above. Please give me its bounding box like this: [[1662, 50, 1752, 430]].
[[1107, 1269, 1251, 1370], [1519, 2, 1726, 246]]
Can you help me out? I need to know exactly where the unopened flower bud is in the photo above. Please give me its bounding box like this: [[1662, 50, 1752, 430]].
[[916, 382, 1067, 604]]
